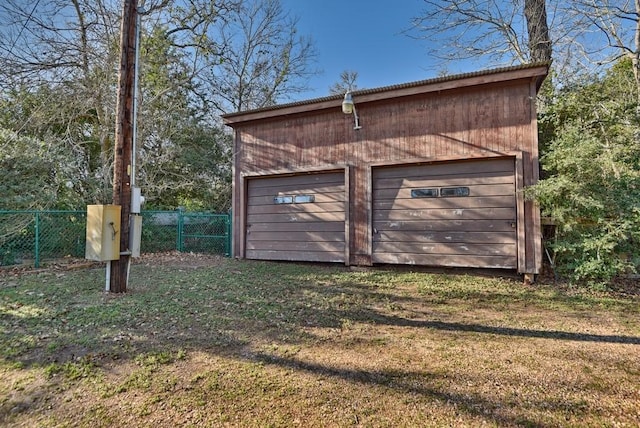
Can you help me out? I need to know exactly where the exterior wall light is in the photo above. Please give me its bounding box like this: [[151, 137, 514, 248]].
[[342, 92, 361, 130]]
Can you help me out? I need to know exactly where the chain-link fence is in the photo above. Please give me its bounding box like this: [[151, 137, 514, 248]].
[[0, 210, 231, 268]]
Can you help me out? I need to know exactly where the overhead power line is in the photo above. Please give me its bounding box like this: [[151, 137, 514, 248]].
[[5, 0, 42, 58]]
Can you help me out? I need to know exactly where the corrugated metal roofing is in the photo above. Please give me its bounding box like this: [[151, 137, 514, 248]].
[[222, 62, 549, 120]]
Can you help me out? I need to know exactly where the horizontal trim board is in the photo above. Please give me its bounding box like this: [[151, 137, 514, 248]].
[[246, 250, 345, 263], [372, 242, 516, 256], [247, 231, 345, 242], [247, 221, 345, 232], [373, 231, 516, 244], [373, 196, 515, 211], [373, 207, 516, 221], [374, 219, 517, 232], [372, 252, 517, 269]]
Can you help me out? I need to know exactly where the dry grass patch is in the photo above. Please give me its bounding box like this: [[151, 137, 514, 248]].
[[1, 255, 639, 427]]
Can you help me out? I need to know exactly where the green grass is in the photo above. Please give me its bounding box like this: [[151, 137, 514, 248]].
[[1, 256, 639, 427]]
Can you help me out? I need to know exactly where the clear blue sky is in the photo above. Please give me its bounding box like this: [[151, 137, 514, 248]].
[[279, 0, 477, 101]]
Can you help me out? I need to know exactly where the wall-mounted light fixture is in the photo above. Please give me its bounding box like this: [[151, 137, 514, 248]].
[[342, 92, 361, 130]]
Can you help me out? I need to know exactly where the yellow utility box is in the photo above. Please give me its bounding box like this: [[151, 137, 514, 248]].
[[85, 205, 121, 261]]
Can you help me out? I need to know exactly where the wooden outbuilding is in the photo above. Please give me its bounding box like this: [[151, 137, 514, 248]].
[[223, 63, 548, 274]]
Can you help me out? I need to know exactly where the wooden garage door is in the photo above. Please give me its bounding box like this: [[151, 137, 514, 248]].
[[372, 158, 517, 269], [246, 171, 346, 263]]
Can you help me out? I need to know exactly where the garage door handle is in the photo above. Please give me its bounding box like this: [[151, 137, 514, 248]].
[[510, 222, 516, 228], [373, 228, 379, 234]]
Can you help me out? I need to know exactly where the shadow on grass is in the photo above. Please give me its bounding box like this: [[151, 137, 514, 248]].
[[1, 259, 638, 425], [1, 260, 638, 370], [355, 313, 640, 345], [249, 351, 562, 428]]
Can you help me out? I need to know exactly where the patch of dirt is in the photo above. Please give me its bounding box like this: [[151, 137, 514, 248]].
[[607, 277, 640, 297], [0, 252, 225, 278], [0, 258, 101, 278], [133, 251, 225, 268]]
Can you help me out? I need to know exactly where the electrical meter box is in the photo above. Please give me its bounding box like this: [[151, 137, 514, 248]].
[[85, 205, 121, 261], [130, 215, 142, 258], [131, 187, 144, 214]]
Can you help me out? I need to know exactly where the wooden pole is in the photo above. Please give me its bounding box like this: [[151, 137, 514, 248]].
[[109, 0, 138, 293]]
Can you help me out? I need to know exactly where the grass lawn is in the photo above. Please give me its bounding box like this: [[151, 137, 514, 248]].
[[1, 253, 639, 427]]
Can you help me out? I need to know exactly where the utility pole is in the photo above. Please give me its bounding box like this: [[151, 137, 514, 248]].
[[109, 0, 138, 293]]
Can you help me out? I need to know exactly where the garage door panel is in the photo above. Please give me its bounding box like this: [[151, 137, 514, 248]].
[[247, 221, 344, 233], [372, 242, 516, 257], [374, 207, 516, 221], [372, 252, 517, 269], [248, 192, 344, 206], [248, 184, 344, 197], [373, 230, 516, 244], [246, 171, 346, 263], [247, 240, 344, 252], [375, 158, 514, 179], [247, 201, 345, 215], [372, 158, 517, 269], [374, 184, 515, 200], [248, 231, 345, 242], [247, 212, 345, 223], [374, 173, 513, 191], [373, 195, 515, 210], [247, 250, 345, 263], [248, 173, 344, 188], [374, 219, 515, 232]]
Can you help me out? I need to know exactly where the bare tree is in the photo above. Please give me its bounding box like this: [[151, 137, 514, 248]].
[[0, 0, 318, 208], [566, 0, 640, 104], [408, 0, 533, 65], [0, 0, 121, 201], [329, 70, 359, 95], [202, 0, 318, 113], [408, 0, 640, 87]]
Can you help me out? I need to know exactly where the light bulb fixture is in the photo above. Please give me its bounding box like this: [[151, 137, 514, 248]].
[[342, 92, 361, 130]]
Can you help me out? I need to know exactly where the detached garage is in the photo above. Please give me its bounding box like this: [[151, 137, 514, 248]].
[[223, 63, 548, 275]]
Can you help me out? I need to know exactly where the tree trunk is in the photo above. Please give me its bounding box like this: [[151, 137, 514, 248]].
[[524, 0, 552, 63], [634, 0, 640, 119]]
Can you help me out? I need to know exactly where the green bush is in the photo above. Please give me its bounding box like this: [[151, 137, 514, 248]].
[[530, 59, 640, 287]]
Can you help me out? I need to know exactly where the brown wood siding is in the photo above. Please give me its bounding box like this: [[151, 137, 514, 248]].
[[245, 172, 346, 263], [236, 82, 532, 172], [371, 158, 518, 269]]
